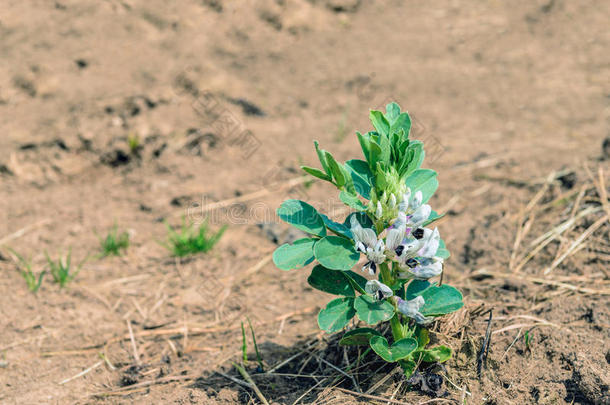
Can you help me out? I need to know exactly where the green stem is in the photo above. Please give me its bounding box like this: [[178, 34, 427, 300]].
[[379, 262, 405, 341]]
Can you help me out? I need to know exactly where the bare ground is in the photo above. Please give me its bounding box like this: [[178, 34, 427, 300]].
[[0, 1, 609, 404]]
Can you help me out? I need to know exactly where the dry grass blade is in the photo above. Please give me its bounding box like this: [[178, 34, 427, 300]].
[[313, 354, 361, 393], [234, 362, 270, 405], [471, 269, 610, 295], [544, 214, 609, 275], [58, 360, 103, 385], [126, 320, 140, 365], [512, 206, 600, 273], [324, 386, 453, 404]]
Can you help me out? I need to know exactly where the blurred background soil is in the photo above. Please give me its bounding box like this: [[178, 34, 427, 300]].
[[0, 0, 608, 404]]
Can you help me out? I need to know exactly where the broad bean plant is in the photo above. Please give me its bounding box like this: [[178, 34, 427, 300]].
[[272, 103, 464, 377]]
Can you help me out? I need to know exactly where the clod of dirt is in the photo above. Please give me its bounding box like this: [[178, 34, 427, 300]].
[[75, 59, 88, 69], [563, 352, 610, 404], [182, 130, 219, 156], [557, 170, 577, 189], [325, 0, 361, 13], [170, 195, 195, 207], [12, 75, 36, 97], [227, 98, 265, 117], [407, 366, 448, 397], [119, 365, 145, 387], [259, 10, 282, 31], [202, 0, 223, 13], [602, 137, 610, 160], [0, 163, 13, 176], [100, 149, 131, 167]]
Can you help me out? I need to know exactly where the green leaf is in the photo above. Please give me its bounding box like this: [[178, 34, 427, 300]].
[[318, 297, 355, 333], [370, 336, 417, 362], [320, 214, 352, 239], [405, 169, 438, 203], [344, 212, 374, 230], [385, 102, 401, 123], [414, 326, 430, 350], [370, 110, 390, 137], [377, 132, 391, 165], [314, 236, 359, 271], [418, 345, 452, 363], [419, 285, 463, 316], [339, 327, 382, 346], [356, 132, 371, 165], [273, 238, 316, 270], [324, 152, 347, 188], [400, 142, 423, 178], [307, 265, 355, 296], [277, 199, 326, 237], [345, 159, 372, 199], [314, 141, 331, 176], [344, 270, 367, 294], [367, 137, 383, 169], [301, 166, 331, 181], [339, 191, 367, 211], [354, 295, 395, 325], [436, 239, 450, 259], [391, 113, 411, 138], [405, 280, 432, 300], [398, 356, 418, 377]]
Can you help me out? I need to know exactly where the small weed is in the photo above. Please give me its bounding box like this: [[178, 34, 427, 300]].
[[98, 225, 130, 257], [8, 249, 45, 293], [127, 133, 141, 155], [163, 219, 226, 257], [45, 249, 85, 287], [524, 330, 531, 350]]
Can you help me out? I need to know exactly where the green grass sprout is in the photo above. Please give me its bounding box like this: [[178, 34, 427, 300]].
[[8, 248, 45, 293], [45, 249, 85, 287], [127, 133, 141, 155], [163, 219, 226, 257], [247, 317, 264, 371], [241, 321, 248, 365], [98, 225, 130, 257]]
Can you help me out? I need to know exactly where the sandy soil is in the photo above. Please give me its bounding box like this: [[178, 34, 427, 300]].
[[0, 0, 609, 404]]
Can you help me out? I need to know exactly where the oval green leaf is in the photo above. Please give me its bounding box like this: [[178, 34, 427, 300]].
[[314, 236, 359, 271], [354, 295, 395, 325], [307, 265, 354, 296], [272, 238, 316, 271], [318, 297, 356, 333], [420, 285, 464, 316], [418, 345, 452, 363], [277, 199, 326, 237], [339, 327, 382, 346], [370, 336, 417, 362]]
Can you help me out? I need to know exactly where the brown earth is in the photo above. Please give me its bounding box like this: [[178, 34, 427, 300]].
[[1, 0, 609, 404]]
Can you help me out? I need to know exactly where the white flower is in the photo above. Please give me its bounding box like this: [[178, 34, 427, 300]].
[[400, 257, 443, 279], [417, 228, 440, 258], [388, 193, 397, 209], [365, 280, 393, 301], [398, 189, 411, 212], [351, 216, 386, 275], [396, 189, 431, 228], [409, 204, 431, 227], [375, 201, 383, 218], [395, 228, 444, 280], [397, 296, 433, 324]]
